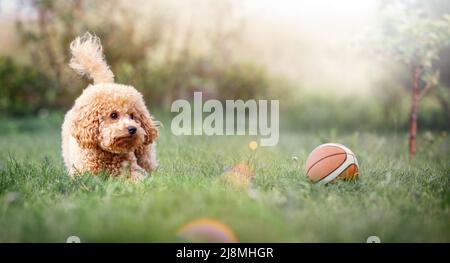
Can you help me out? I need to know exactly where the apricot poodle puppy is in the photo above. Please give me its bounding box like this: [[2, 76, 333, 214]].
[[62, 33, 159, 180]]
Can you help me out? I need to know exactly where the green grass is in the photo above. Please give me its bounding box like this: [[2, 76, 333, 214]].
[[0, 115, 449, 242]]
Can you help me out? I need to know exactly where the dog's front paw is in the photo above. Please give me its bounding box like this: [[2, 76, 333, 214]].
[[129, 167, 148, 182]]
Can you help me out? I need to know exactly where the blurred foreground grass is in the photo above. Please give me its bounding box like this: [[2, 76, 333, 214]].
[[0, 114, 449, 242]]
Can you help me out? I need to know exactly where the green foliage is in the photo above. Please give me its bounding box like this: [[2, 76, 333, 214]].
[[0, 57, 56, 116], [11, 0, 274, 111], [118, 57, 274, 106], [281, 89, 450, 131], [216, 63, 270, 100], [366, 2, 450, 153], [375, 4, 450, 78]]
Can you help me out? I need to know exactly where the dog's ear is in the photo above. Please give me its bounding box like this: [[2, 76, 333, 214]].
[[135, 107, 159, 145], [71, 106, 100, 149]]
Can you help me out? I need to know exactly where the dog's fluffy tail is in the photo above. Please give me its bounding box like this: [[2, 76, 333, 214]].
[[69, 32, 114, 84]]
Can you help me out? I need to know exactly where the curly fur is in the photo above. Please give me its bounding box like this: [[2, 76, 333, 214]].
[[69, 32, 114, 84], [62, 33, 158, 180]]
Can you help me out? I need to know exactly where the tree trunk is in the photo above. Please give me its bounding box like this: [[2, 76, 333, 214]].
[[409, 66, 422, 160]]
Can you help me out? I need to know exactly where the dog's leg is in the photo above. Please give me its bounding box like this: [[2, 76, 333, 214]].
[[134, 143, 158, 173], [129, 165, 148, 182], [119, 152, 148, 182]]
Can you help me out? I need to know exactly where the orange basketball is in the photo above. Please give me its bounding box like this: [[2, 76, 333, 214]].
[[305, 143, 359, 183]]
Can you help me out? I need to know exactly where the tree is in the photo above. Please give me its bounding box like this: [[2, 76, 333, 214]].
[[373, 4, 450, 159]]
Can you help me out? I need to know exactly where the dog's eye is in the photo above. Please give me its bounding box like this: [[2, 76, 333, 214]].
[[110, 112, 118, 119], [129, 113, 134, 120]]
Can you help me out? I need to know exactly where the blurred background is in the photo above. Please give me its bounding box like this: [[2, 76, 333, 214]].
[[0, 0, 449, 131]]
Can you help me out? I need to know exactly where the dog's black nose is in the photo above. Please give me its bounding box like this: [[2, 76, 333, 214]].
[[128, 126, 137, 135]]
